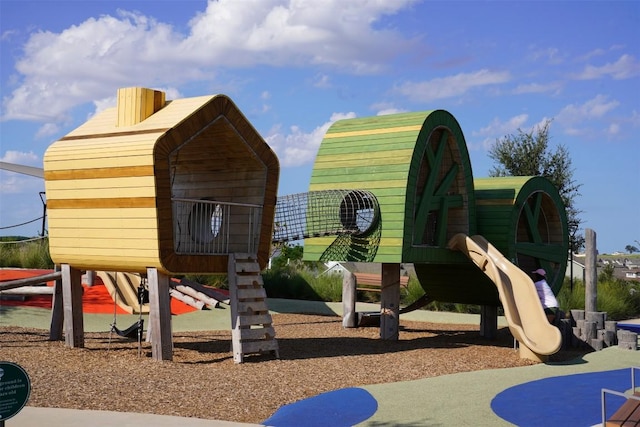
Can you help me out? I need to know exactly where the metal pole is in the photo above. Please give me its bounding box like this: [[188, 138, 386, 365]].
[[39, 192, 47, 237]]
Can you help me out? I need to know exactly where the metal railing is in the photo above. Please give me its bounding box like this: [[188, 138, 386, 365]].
[[601, 366, 640, 426], [172, 198, 262, 255]]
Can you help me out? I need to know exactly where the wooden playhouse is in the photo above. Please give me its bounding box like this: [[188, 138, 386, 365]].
[[44, 87, 279, 361]]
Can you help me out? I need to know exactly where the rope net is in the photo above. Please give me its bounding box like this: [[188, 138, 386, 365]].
[[272, 190, 380, 243]]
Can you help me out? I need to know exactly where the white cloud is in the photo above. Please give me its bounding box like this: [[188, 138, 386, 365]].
[[574, 54, 640, 80], [512, 81, 562, 95], [35, 122, 60, 139], [1, 150, 40, 165], [528, 46, 565, 65], [313, 74, 332, 88], [376, 108, 408, 116], [607, 123, 620, 136], [265, 112, 356, 167], [556, 94, 619, 126], [471, 114, 529, 150], [394, 69, 511, 103], [2, 1, 417, 122], [0, 151, 43, 194]]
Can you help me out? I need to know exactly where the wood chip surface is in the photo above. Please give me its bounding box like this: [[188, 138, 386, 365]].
[[0, 314, 587, 424]]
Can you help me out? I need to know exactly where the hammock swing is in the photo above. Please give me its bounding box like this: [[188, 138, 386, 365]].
[[108, 274, 149, 355]]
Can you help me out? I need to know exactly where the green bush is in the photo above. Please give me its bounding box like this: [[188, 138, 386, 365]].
[[0, 238, 53, 269], [557, 276, 640, 320]]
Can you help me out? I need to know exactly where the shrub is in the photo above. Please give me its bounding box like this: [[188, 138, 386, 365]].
[[0, 238, 53, 269], [557, 276, 640, 321]]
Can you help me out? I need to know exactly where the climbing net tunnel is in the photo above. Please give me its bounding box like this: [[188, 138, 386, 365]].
[[272, 190, 380, 243]]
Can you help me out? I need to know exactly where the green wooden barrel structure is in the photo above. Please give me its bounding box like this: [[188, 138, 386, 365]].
[[414, 176, 568, 306], [475, 176, 568, 295], [305, 109, 477, 265], [305, 109, 569, 306]]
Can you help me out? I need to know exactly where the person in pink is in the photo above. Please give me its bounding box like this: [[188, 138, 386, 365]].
[[531, 268, 559, 323]]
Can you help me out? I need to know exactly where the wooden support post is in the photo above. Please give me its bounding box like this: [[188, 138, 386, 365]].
[[480, 305, 498, 339], [61, 264, 84, 348], [147, 267, 173, 361], [49, 265, 63, 341], [585, 229, 597, 314], [342, 271, 357, 328], [380, 263, 400, 340]]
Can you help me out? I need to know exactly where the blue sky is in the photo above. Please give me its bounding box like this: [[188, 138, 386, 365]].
[[1, 0, 638, 254]]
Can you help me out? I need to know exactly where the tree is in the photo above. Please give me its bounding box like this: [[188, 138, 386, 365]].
[[488, 119, 583, 251], [625, 245, 639, 254]]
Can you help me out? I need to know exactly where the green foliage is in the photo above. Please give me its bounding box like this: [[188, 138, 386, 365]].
[[270, 243, 304, 271], [0, 238, 53, 269], [557, 276, 640, 321], [488, 119, 583, 250], [263, 267, 333, 301], [625, 245, 639, 254]]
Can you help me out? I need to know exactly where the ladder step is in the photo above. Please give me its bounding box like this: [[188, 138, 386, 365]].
[[238, 339, 279, 354], [236, 288, 267, 300], [237, 300, 269, 313], [232, 253, 257, 262], [233, 327, 276, 341], [236, 314, 274, 327], [237, 276, 263, 287], [235, 261, 261, 274]]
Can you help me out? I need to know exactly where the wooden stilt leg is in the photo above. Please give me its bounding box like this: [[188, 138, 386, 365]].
[[49, 264, 64, 341], [342, 271, 357, 328], [147, 267, 173, 361], [380, 263, 400, 340], [61, 264, 84, 348]]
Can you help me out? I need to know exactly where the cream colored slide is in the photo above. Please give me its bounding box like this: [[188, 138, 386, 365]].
[[97, 271, 150, 315], [447, 233, 561, 361]]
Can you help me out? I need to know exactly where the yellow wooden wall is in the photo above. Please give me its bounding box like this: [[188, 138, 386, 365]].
[[44, 94, 216, 273]]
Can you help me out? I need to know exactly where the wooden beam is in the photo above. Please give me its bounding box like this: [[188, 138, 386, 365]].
[[0, 271, 62, 291], [342, 271, 357, 328], [147, 267, 173, 361], [380, 263, 400, 340], [61, 264, 84, 348], [49, 266, 63, 341]]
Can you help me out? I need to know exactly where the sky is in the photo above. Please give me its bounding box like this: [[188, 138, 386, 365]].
[[0, 0, 638, 254]]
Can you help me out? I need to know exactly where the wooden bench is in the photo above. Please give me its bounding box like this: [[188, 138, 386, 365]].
[[354, 272, 409, 294], [606, 392, 640, 427]]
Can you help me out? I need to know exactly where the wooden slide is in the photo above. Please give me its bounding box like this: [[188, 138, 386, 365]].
[[447, 233, 562, 361], [96, 271, 149, 315]]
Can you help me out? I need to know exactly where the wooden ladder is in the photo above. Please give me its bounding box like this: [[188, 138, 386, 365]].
[[228, 253, 279, 363]]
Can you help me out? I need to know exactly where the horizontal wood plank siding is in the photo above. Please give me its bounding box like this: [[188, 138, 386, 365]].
[[306, 112, 430, 263], [44, 92, 278, 274]]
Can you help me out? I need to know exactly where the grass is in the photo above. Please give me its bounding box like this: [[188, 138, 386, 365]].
[[557, 276, 640, 320], [0, 237, 53, 269]]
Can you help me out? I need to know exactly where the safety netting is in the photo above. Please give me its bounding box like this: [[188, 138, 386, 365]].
[[272, 190, 380, 243]]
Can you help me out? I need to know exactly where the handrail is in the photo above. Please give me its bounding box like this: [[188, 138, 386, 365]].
[[171, 198, 262, 255], [171, 198, 262, 209], [601, 366, 640, 426]]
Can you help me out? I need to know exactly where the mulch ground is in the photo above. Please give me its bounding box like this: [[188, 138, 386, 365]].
[[0, 269, 590, 424]]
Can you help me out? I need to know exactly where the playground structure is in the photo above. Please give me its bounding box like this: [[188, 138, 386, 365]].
[[304, 110, 568, 361], [4, 87, 570, 362], [43, 87, 280, 361]]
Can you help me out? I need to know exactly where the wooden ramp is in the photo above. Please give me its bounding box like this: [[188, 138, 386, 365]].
[[607, 392, 640, 426], [228, 253, 279, 363]]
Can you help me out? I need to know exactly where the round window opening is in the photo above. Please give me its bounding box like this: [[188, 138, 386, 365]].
[[189, 203, 223, 243], [339, 191, 377, 235]]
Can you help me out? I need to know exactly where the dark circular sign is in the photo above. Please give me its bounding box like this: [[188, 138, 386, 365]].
[[0, 362, 31, 421]]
